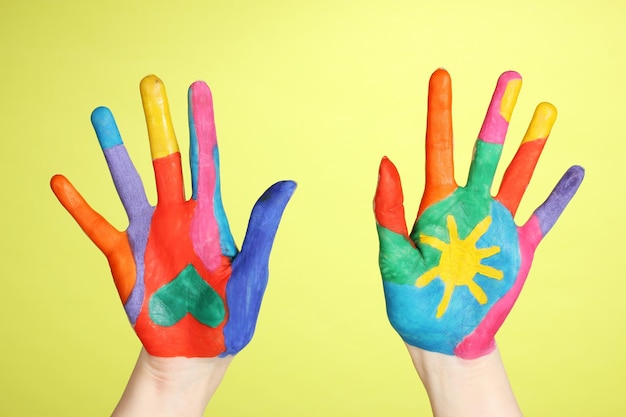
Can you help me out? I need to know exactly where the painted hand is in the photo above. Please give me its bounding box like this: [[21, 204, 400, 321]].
[[374, 69, 583, 359], [51, 76, 296, 357]]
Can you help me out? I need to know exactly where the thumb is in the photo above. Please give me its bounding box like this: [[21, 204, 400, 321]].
[[374, 157, 409, 238], [237, 180, 297, 264], [223, 180, 296, 354]]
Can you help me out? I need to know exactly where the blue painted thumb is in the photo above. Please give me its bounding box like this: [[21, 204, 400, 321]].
[[223, 180, 296, 354], [238, 180, 297, 262]]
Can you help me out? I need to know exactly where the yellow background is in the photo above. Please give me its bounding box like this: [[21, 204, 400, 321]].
[[1, 1, 624, 415]]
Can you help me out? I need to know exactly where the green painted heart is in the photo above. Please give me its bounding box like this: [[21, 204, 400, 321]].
[[149, 264, 226, 327]]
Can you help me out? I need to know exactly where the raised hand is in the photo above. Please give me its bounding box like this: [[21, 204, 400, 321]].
[[374, 69, 583, 359], [51, 75, 296, 358]]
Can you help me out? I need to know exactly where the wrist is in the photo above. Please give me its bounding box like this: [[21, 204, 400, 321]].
[[112, 348, 233, 417], [406, 343, 522, 417]]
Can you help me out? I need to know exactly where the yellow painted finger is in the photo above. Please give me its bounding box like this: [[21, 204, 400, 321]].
[[140, 75, 180, 160]]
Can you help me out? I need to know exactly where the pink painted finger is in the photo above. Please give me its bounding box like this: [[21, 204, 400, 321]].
[[188, 81, 226, 271], [477, 71, 522, 145], [466, 72, 522, 193]]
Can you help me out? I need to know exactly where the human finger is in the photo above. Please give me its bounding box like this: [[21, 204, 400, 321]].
[[374, 157, 410, 239], [188, 81, 237, 271], [140, 75, 184, 204], [466, 71, 522, 195], [50, 174, 136, 301], [519, 165, 584, 249], [91, 106, 151, 220], [224, 180, 297, 354], [419, 68, 457, 216], [496, 102, 556, 215]]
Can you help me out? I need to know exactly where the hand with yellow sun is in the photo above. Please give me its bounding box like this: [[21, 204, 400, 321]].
[[374, 69, 584, 359]]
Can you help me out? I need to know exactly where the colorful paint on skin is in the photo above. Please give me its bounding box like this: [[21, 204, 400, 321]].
[[374, 69, 584, 359], [91, 106, 152, 324], [51, 75, 296, 358]]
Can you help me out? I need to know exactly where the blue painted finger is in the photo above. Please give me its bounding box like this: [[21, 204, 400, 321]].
[[223, 180, 297, 354]]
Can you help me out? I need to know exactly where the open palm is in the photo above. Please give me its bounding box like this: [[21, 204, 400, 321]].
[[52, 76, 295, 357], [374, 69, 583, 359]]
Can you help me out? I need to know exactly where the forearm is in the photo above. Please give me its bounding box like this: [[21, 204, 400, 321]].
[[112, 348, 232, 417], [407, 344, 522, 417]]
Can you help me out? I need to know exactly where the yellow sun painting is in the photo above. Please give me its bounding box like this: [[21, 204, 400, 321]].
[[416, 215, 503, 318]]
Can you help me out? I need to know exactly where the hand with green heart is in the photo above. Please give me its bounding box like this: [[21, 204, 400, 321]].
[[374, 69, 584, 359], [51, 75, 296, 357]]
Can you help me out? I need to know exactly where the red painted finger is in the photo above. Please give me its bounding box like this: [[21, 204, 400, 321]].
[[496, 102, 556, 215], [374, 157, 410, 239]]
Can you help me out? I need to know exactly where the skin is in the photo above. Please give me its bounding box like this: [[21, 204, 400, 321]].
[[49, 70, 583, 417], [374, 69, 583, 415], [51, 75, 297, 414]]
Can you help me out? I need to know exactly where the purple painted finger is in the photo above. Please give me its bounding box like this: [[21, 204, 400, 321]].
[[523, 165, 584, 247], [91, 107, 151, 220], [91, 106, 154, 325]]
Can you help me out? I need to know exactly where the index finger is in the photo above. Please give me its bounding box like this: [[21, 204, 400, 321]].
[[140, 75, 184, 204]]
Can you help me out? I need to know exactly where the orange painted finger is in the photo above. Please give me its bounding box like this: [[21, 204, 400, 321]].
[[140, 75, 184, 204], [50, 175, 123, 255], [418, 69, 457, 216], [50, 174, 136, 302], [374, 157, 410, 239], [496, 102, 556, 215]]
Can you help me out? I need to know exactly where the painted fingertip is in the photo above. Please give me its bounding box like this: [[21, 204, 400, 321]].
[[140, 74, 166, 96], [188, 79, 216, 147], [50, 174, 79, 209], [498, 70, 522, 83], [378, 155, 396, 171], [560, 164, 585, 192], [190, 80, 212, 97], [534, 165, 584, 236], [497, 71, 522, 123], [140, 74, 179, 160], [262, 180, 297, 202], [374, 156, 400, 193], [50, 174, 66, 194], [91, 106, 124, 149], [522, 102, 557, 144], [430, 68, 451, 85]]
